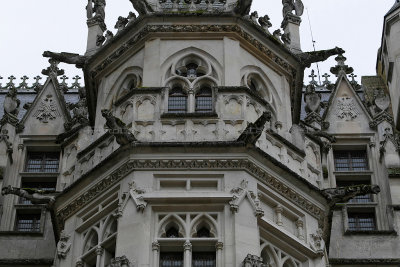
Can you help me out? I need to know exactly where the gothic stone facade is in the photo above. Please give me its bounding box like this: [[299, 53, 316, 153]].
[[0, 1, 400, 267]]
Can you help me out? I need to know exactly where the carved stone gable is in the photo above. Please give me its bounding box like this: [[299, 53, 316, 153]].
[[335, 96, 359, 121], [33, 94, 60, 123]]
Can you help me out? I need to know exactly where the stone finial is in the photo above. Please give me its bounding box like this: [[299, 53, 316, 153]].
[[322, 73, 331, 86], [115, 16, 129, 33], [249, 11, 258, 24], [330, 53, 354, 76], [42, 59, 65, 77]]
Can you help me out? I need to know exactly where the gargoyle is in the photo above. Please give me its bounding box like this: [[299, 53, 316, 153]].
[[234, 0, 253, 16], [1, 185, 56, 207], [322, 184, 380, 208], [296, 47, 345, 68], [101, 109, 137, 145], [43, 51, 87, 69], [129, 0, 154, 16], [237, 111, 271, 145]]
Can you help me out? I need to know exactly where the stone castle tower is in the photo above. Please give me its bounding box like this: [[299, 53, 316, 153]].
[[0, 1, 399, 266]]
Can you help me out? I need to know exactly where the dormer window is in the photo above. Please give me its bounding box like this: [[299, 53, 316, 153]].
[[168, 87, 187, 113], [195, 87, 213, 113]]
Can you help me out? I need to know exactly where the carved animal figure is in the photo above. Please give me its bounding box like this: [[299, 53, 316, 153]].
[[101, 109, 137, 145], [43, 51, 87, 68], [237, 111, 271, 145], [234, 0, 253, 16], [4, 87, 20, 116], [297, 47, 345, 68], [322, 184, 380, 207], [130, 0, 154, 15], [258, 15, 272, 31], [1, 185, 56, 206]]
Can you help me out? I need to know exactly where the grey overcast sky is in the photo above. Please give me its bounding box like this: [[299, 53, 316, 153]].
[[0, 0, 395, 85]]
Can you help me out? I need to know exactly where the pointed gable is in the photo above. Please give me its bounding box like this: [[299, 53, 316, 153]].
[[19, 76, 71, 136], [323, 75, 372, 134]]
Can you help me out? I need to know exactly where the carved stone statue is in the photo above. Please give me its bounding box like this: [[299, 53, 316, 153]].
[[1, 185, 56, 207], [57, 231, 71, 259], [249, 11, 258, 24], [258, 15, 272, 33], [237, 111, 271, 145], [4, 86, 20, 117], [322, 184, 381, 207], [234, 0, 253, 16], [310, 228, 325, 255], [282, 0, 304, 17], [130, 0, 154, 16], [101, 109, 137, 145], [115, 16, 129, 32], [68, 87, 89, 125], [94, 0, 106, 20], [43, 51, 87, 69], [105, 30, 114, 43]]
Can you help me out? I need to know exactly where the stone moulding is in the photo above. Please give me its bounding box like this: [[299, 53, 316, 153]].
[[329, 258, 400, 265], [56, 158, 325, 231], [89, 24, 296, 79]]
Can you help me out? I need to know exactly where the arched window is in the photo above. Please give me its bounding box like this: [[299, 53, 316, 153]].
[[196, 226, 211, 238], [168, 87, 187, 113], [166, 226, 180, 238], [195, 87, 213, 113]]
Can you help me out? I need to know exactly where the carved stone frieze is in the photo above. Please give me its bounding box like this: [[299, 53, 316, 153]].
[[33, 94, 60, 123], [335, 97, 359, 121], [56, 158, 325, 231], [229, 180, 264, 217]]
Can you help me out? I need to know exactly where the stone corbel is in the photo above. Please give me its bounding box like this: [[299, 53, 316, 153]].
[[310, 229, 325, 256], [243, 254, 267, 267], [109, 255, 132, 267], [229, 180, 264, 218]]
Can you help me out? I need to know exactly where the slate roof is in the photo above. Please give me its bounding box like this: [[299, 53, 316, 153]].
[[386, 0, 400, 16]]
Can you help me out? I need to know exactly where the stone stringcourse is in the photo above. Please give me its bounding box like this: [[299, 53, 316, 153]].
[[0, 75, 84, 91], [56, 158, 325, 231]]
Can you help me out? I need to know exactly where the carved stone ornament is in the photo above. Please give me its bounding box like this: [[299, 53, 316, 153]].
[[369, 111, 394, 129], [229, 180, 264, 217], [56, 159, 325, 231], [57, 230, 71, 259], [322, 184, 380, 207], [374, 88, 390, 112], [304, 84, 321, 114], [34, 94, 60, 123], [101, 109, 137, 145], [335, 97, 359, 121], [4, 86, 20, 117], [379, 127, 400, 163], [243, 254, 267, 267], [108, 255, 132, 267], [282, 0, 304, 17], [117, 181, 147, 215], [309, 228, 325, 256], [1, 185, 56, 208]]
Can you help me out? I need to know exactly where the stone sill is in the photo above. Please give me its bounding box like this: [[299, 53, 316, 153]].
[[333, 171, 373, 176], [19, 172, 60, 177], [0, 231, 43, 236], [344, 230, 397, 236], [161, 112, 218, 119]]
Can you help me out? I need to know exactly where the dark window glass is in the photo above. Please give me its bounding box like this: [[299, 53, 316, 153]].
[[192, 252, 216, 267], [26, 152, 59, 173], [160, 252, 183, 267], [336, 181, 372, 203], [348, 212, 376, 231], [15, 213, 41, 232], [334, 150, 368, 171], [196, 227, 211, 238], [19, 181, 57, 204], [166, 227, 180, 238], [168, 88, 187, 113], [195, 87, 213, 113]]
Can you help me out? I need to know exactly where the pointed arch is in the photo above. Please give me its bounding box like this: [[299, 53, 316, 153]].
[[282, 257, 298, 267], [158, 214, 187, 238], [103, 66, 143, 108], [260, 242, 279, 267], [83, 227, 99, 253], [101, 214, 118, 241], [190, 213, 218, 238]]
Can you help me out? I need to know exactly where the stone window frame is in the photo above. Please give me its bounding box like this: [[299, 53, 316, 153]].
[[153, 211, 223, 267], [259, 238, 302, 267], [330, 139, 382, 232], [13, 206, 47, 234]]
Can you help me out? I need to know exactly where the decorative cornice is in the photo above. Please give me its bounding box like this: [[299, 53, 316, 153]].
[[329, 258, 400, 265], [56, 158, 325, 231], [90, 24, 296, 79], [0, 259, 54, 265]]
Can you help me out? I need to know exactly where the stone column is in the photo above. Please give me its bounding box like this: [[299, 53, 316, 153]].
[[275, 205, 283, 226], [281, 14, 302, 53], [152, 241, 160, 267], [183, 241, 192, 267], [296, 219, 304, 240], [188, 89, 195, 113], [96, 246, 103, 267], [215, 242, 224, 267]]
